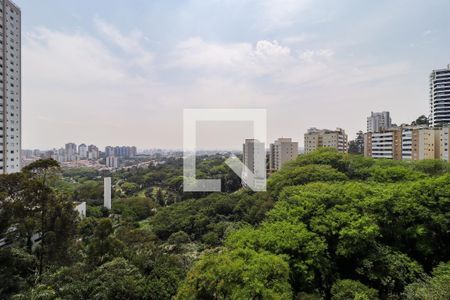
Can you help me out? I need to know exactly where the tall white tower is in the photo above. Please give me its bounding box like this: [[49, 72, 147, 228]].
[[103, 177, 111, 210], [430, 64, 450, 127], [242, 139, 266, 189], [0, 0, 21, 174]]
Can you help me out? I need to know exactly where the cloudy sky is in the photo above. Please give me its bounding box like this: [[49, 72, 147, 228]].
[[18, 0, 450, 150]]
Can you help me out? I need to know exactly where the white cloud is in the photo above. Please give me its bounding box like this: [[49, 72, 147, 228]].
[[171, 37, 252, 70], [281, 33, 315, 45], [24, 28, 127, 88], [259, 0, 312, 31], [170, 38, 294, 78], [22, 19, 416, 150], [254, 40, 291, 57], [94, 18, 153, 66], [298, 49, 334, 62]]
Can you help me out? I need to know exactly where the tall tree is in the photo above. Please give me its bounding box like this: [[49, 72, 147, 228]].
[[348, 130, 365, 154], [411, 115, 429, 126], [8, 159, 78, 275]]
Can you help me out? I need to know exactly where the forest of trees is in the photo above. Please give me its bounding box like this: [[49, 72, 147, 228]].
[[0, 149, 449, 299]]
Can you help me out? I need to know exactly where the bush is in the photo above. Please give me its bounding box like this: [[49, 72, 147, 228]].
[[112, 197, 156, 221], [331, 279, 379, 300], [268, 164, 347, 197], [369, 166, 425, 183], [176, 248, 292, 299]]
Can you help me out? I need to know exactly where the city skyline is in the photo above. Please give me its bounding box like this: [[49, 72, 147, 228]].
[[16, 0, 450, 149]]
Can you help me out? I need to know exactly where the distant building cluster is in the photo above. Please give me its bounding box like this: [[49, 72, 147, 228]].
[[104, 145, 137, 158], [10, 49, 450, 174], [49, 143, 100, 163], [241, 64, 450, 182], [22, 143, 138, 170], [363, 64, 450, 161], [22, 143, 99, 164]]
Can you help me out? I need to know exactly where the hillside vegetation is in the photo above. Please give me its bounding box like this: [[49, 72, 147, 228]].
[[0, 149, 449, 299]]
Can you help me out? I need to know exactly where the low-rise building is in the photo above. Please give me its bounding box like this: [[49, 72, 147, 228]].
[[364, 128, 402, 159], [364, 126, 443, 161], [440, 126, 450, 161], [411, 128, 440, 160]]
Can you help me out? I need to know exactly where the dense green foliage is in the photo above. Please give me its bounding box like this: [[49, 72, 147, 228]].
[[1, 150, 449, 299], [179, 149, 450, 299], [149, 192, 272, 243], [176, 248, 292, 299]]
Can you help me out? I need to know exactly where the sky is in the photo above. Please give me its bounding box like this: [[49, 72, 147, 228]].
[[17, 0, 450, 150]]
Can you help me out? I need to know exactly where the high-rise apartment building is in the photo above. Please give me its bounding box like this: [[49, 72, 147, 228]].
[[242, 139, 266, 189], [304, 128, 348, 153], [65, 142, 77, 161], [105, 146, 114, 157], [88, 144, 99, 160], [130, 146, 137, 157], [78, 143, 87, 159], [269, 138, 298, 172], [430, 64, 450, 127], [51, 148, 66, 163], [0, 0, 21, 174], [112, 146, 137, 158], [367, 111, 392, 132]]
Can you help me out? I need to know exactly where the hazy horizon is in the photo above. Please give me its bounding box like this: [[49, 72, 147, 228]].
[[19, 0, 450, 150]]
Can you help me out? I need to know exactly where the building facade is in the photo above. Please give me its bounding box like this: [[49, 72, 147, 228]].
[[364, 126, 443, 161], [364, 128, 402, 159], [78, 143, 87, 159], [104, 145, 136, 158], [367, 111, 392, 133], [411, 128, 440, 160], [0, 0, 21, 174], [88, 144, 99, 160], [65, 142, 77, 161], [269, 138, 298, 172], [105, 146, 114, 157], [430, 64, 450, 127], [401, 128, 413, 159], [304, 128, 348, 153], [242, 139, 266, 189], [105, 156, 118, 169], [440, 127, 450, 161]]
